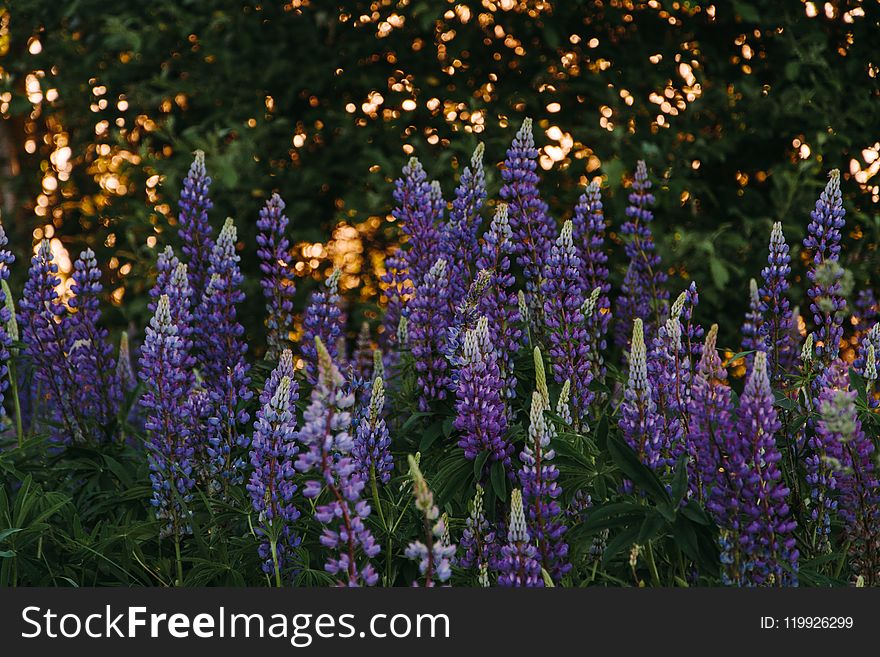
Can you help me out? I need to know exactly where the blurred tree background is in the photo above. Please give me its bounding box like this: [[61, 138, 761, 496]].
[[1, 0, 879, 354]]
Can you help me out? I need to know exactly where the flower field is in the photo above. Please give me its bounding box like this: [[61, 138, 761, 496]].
[[0, 119, 877, 588]]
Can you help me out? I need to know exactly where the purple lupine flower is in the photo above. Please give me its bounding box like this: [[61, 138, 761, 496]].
[[301, 268, 345, 383], [519, 389, 569, 582], [681, 281, 704, 362], [500, 118, 555, 326], [248, 364, 300, 582], [758, 222, 796, 380], [66, 248, 121, 438], [615, 160, 668, 348], [814, 360, 880, 582], [854, 288, 878, 334], [855, 324, 879, 391], [729, 351, 798, 586], [621, 318, 663, 469], [442, 143, 486, 304], [353, 376, 393, 485], [404, 455, 456, 586], [351, 322, 374, 388], [177, 150, 215, 304], [194, 218, 253, 484], [18, 239, 83, 442], [542, 220, 592, 427], [804, 170, 847, 364], [256, 193, 296, 359], [138, 295, 195, 539], [572, 180, 611, 376], [459, 484, 498, 586], [0, 222, 14, 418], [295, 338, 379, 586], [454, 316, 512, 475], [444, 269, 492, 387], [379, 248, 411, 353], [687, 324, 737, 507], [409, 258, 452, 410], [497, 488, 544, 587], [741, 278, 763, 354], [646, 292, 692, 471], [475, 204, 522, 399], [395, 157, 442, 288]]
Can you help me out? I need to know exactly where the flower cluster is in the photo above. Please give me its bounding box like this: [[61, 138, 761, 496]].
[[408, 258, 452, 410], [247, 351, 300, 582], [454, 316, 512, 475], [0, 222, 14, 420], [295, 338, 379, 586], [353, 375, 393, 485], [405, 455, 456, 586], [758, 222, 796, 379], [458, 484, 497, 586], [177, 150, 215, 303], [519, 388, 569, 582], [301, 268, 345, 382], [256, 193, 296, 359], [497, 489, 544, 587]]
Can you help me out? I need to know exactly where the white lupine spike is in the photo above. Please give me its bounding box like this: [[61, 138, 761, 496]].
[[471, 142, 485, 168], [279, 348, 294, 373], [372, 349, 385, 380], [518, 290, 529, 324], [327, 267, 341, 292], [172, 262, 189, 291], [397, 316, 408, 347], [670, 290, 687, 319], [271, 376, 292, 412], [507, 489, 528, 544], [556, 379, 573, 426], [866, 345, 877, 382], [534, 347, 549, 408], [581, 286, 601, 319], [801, 333, 814, 364], [528, 389, 552, 450], [2, 279, 18, 342], [153, 294, 173, 331], [370, 376, 386, 423]]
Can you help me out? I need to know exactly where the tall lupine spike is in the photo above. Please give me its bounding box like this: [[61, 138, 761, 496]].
[[67, 248, 121, 438], [444, 268, 492, 386], [476, 204, 522, 399], [804, 170, 847, 364], [397, 157, 442, 288], [194, 217, 253, 484], [353, 375, 393, 485], [296, 338, 379, 586], [533, 346, 549, 408], [116, 333, 136, 393], [301, 268, 345, 383], [542, 220, 592, 427], [0, 222, 14, 419], [854, 323, 879, 377], [372, 349, 385, 382], [730, 352, 798, 586], [621, 318, 663, 469], [256, 193, 296, 359], [572, 180, 611, 374], [454, 316, 512, 476], [248, 372, 300, 583], [177, 150, 215, 303], [646, 291, 692, 468], [814, 360, 880, 583], [404, 455, 456, 586], [758, 222, 796, 380], [18, 239, 83, 442], [519, 390, 569, 582], [741, 278, 763, 355], [687, 324, 738, 507], [442, 142, 487, 303], [397, 315, 409, 348], [497, 488, 544, 587], [148, 246, 178, 315], [459, 484, 498, 584], [409, 258, 452, 410], [138, 295, 195, 540], [615, 160, 668, 348], [352, 321, 374, 387], [854, 288, 878, 334], [500, 118, 555, 329], [556, 379, 573, 427]]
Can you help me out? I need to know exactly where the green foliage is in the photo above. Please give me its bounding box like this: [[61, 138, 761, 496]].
[[1, 1, 879, 348]]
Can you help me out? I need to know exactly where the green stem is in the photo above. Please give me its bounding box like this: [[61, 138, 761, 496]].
[[174, 537, 184, 587], [7, 359, 22, 448], [270, 537, 282, 588], [370, 466, 387, 530], [645, 541, 661, 587]]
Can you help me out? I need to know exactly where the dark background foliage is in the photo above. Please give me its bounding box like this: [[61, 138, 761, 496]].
[[1, 0, 879, 351]]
